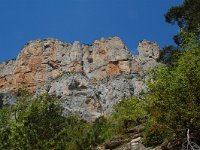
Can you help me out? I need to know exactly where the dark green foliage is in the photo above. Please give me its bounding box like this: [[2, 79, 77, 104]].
[[160, 0, 200, 65], [111, 97, 147, 130], [0, 91, 115, 150], [0, 107, 12, 149], [165, 0, 200, 45], [0, 93, 3, 108], [78, 116, 114, 149], [0, 92, 70, 150], [159, 31, 199, 66], [0, 91, 147, 149], [159, 45, 182, 66], [165, 0, 200, 31]]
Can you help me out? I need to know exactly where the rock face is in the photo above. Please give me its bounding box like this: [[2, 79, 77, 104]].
[[0, 37, 160, 120]]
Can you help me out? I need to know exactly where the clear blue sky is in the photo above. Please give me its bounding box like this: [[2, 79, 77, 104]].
[[0, 0, 182, 62]]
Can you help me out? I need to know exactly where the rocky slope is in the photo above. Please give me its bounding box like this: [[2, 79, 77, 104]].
[[0, 37, 160, 120]]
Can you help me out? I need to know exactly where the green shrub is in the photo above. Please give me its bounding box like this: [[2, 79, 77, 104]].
[[143, 42, 200, 147], [111, 97, 147, 130], [0, 91, 114, 150]]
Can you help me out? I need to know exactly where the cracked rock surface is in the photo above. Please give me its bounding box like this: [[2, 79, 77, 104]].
[[0, 37, 160, 120]]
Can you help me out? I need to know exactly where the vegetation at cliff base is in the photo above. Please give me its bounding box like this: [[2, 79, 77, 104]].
[[0, 91, 114, 150]]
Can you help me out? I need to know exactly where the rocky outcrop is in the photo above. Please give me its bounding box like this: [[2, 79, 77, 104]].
[[0, 37, 160, 120], [96, 125, 162, 150], [0, 60, 16, 92]]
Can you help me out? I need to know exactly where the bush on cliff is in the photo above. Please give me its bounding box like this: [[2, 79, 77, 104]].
[[143, 36, 200, 147], [110, 97, 147, 131]]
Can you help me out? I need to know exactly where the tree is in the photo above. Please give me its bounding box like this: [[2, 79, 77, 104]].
[[159, 0, 200, 66], [3, 93, 70, 149], [0, 107, 12, 149], [0, 91, 115, 150], [165, 0, 200, 45], [159, 45, 181, 66], [143, 39, 200, 148], [111, 97, 147, 131]]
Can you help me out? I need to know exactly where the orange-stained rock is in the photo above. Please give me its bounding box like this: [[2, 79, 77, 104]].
[[83, 37, 132, 80], [106, 62, 120, 76], [0, 37, 161, 121], [0, 37, 160, 96]]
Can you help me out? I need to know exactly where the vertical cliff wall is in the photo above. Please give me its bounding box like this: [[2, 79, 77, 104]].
[[0, 37, 160, 120]]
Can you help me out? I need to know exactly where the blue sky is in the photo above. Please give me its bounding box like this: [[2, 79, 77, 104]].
[[0, 0, 182, 62]]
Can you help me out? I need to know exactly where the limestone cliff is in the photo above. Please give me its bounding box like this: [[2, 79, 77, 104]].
[[0, 37, 160, 120]]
